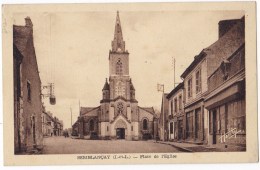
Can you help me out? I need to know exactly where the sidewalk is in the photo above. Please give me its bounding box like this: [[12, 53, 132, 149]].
[[156, 141, 246, 152]]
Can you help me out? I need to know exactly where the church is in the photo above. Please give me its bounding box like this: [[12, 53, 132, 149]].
[[73, 12, 157, 140]]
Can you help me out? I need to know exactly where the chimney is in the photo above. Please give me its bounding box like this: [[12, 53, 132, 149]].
[[218, 19, 240, 38], [25, 16, 33, 27]]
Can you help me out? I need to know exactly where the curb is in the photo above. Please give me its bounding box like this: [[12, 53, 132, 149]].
[[155, 141, 193, 152]]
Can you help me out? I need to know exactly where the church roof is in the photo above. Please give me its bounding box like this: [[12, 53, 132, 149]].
[[72, 120, 79, 128], [138, 106, 155, 115], [80, 106, 99, 115]]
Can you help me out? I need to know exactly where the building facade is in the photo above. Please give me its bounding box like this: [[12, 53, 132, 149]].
[[204, 20, 245, 146], [180, 51, 209, 144], [42, 110, 55, 136], [75, 12, 156, 140], [42, 105, 64, 137], [166, 83, 184, 141], [13, 17, 43, 153], [205, 45, 245, 146], [53, 117, 63, 136], [179, 16, 245, 144]]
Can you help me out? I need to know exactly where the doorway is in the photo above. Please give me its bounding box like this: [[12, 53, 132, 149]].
[[178, 120, 183, 140], [195, 109, 201, 139], [116, 128, 125, 139], [32, 116, 36, 147], [212, 109, 217, 144], [186, 112, 193, 139]]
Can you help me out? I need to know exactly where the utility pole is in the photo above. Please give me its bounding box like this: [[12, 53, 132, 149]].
[[79, 100, 80, 115], [70, 107, 72, 128], [157, 84, 165, 141], [174, 57, 176, 88], [172, 57, 176, 88]]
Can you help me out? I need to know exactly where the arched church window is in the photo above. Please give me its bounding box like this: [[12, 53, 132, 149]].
[[143, 119, 148, 130], [117, 102, 124, 115], [116, 59, 123, 75], [89, 119, 94, 131]]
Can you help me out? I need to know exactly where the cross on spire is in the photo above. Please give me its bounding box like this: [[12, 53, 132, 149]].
[[111, 11, 125, 52]]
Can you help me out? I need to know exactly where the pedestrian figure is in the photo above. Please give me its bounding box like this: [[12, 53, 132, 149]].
[[64, 131, 67, 138], [156, 134, 159, 142]]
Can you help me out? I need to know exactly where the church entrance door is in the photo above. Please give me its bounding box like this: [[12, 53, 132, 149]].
[[116, 128, 125, 139]]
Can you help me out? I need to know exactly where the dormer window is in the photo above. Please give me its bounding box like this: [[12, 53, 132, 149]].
[[220, 60, 231, 80]]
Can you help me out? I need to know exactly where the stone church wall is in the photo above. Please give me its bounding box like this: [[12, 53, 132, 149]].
[[100, 103, 110, 122]]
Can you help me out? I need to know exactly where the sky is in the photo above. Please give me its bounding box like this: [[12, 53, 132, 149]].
[[13, 10, 244, 129]]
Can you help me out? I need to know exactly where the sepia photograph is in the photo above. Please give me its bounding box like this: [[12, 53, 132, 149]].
[[2, 2, 258, 165]]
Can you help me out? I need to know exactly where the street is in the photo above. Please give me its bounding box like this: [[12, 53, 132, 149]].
[[42, 136, 181, 154]]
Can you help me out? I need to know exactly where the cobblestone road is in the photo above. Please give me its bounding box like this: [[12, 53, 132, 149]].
[[42, 136, 181, 154]]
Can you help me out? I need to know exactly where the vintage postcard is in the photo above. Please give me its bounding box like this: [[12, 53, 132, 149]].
[[2, 2, 258, 165]]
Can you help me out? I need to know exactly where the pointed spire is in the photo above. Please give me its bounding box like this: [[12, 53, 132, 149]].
[[116, 11, 120, 25], [111, 11, 125, 52], [102, 78, 110, 90], [130, 79, 135, 90], [25, 16, 33, 27]]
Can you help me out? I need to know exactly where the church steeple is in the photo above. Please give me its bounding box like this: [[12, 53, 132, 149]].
[[111, 11, 125, 53]]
